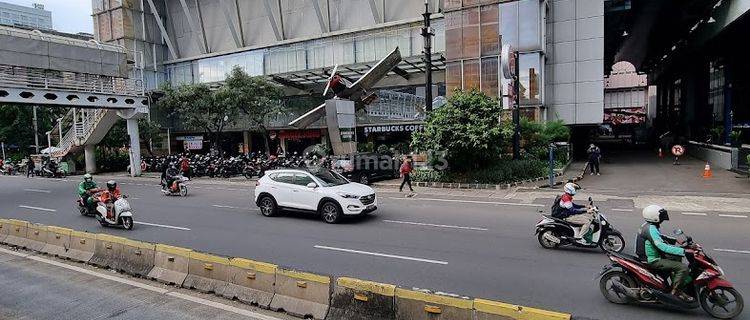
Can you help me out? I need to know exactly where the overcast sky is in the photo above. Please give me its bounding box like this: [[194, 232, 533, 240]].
[[3, 0, 93, 34]]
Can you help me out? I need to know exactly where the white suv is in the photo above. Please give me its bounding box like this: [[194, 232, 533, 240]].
[[253, 168, 378, 223]]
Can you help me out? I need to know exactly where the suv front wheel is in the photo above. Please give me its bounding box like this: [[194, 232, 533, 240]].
[[320, 201, 342, 224], [258, 195, 278, 217]]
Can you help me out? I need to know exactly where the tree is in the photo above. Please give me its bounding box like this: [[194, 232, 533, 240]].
[[0, 105, 65, 155], [158, 82, 240, 152], [138, 117, 162, 156], [412, 89, 510, 171], [219, 66, 283, 154]]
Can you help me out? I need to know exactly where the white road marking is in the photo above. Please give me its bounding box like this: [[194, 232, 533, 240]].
[[610, 208, 633, 212], [133, 221, 190, 231], [718, 214, 748, 218], [383, 219, 488, 231], [314, 245, 448, 265], [714, 248, 750, 255], [212, 204, 240, 209], [385, 197, 544, 207], [18, 205, 56, 212], [23, 188, 51, 193], [681, 212, 707, 216], [0, 247, 283, 320]]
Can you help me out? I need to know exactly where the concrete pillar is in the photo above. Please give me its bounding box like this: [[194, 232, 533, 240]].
[[84, 144, 96, 173], [126, 118, 142, 177], [243, 130, 251, 154]]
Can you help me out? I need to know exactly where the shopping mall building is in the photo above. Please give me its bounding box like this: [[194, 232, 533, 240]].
[[91, 0, 750, 156]]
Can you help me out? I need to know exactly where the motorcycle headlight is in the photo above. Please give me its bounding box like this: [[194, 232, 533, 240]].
[[337, 192, 359, 199]]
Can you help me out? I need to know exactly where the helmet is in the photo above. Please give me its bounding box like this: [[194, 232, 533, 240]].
[[83, 173, 93, 182], [106, 180, 117, 191], [643, 205, 669, 223], [564, 182, 579, 195]]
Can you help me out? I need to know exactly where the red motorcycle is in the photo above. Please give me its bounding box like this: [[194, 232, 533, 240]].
[[599, 230, 743, 319]]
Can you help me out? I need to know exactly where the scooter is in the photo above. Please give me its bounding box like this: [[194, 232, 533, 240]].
[[95, 195, 134, 230], [161, 175, 189, 196], [599, 230, 744, 319], [77, 190, 103, 216], [535, 197, 625, 252]]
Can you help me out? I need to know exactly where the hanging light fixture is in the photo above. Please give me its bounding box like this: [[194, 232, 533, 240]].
[[622, 30, 629, 37]]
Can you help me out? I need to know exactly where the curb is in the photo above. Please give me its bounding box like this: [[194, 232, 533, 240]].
[[374, 171, 567, 191], [0, 218, 572, 320]]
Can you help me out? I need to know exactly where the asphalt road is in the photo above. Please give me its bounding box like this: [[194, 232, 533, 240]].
[[0, 174, 748, 320]]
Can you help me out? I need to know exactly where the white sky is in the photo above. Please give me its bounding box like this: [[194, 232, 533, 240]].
[[3, 0, 93, 34]]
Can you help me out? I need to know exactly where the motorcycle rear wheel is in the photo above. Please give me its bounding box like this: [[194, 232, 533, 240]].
[[179, 185, 188, 197], [537, 230, 560, 249], [700, 287, 744, 319], [600, 271, 637, 304], [600, 233, 625, 253], [122, 217, 134, 230]]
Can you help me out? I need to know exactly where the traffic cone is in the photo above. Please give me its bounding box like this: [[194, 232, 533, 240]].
[[702, 162, 713, 178], [658, 148, 663, 158]]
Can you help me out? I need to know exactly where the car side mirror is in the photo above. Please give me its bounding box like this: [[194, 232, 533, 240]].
[[306, 182, 317, 189]]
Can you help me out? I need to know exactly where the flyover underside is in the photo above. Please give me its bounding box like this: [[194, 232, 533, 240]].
[[0, 87, 148, 110]]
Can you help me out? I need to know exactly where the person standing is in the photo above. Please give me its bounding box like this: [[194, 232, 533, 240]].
[[587, 144, 601, 175], [26, 155, 35, 178], [399, 158, 414, 193]]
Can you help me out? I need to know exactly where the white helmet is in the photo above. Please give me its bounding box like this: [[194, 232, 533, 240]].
[[564, 182, 579, 195], [642, 205, 669, 223]]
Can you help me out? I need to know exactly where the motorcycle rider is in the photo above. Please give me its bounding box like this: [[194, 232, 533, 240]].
[[163, 163, 180, 192], [555, 182, 594, 244], [98, 180, 122, 220], [636, 205, 693, 301], [78, 174, 99, 212]]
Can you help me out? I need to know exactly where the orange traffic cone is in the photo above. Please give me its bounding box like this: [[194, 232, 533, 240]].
[[702, 162, 713, 178], [658, 148, 664, 158]]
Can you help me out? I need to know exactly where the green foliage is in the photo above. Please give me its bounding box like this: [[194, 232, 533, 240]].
[[729, 130, 742, 143], [0, 105, 64, 154], [307, 143, 331, 157], [411, 159, 547, 184], [746, 154, 750, 171], [359, 141, 375, 153], [711, 126, 724, 142], [376, 144, 393, 155], [412, 89, 507, 171], [95, 148, 129, 172], [220, 66, 284, 130], [99, 120, 128, 148]]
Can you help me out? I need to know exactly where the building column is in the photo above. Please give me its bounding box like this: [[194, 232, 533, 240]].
[[243, 130, 251, 154], [84, 144, 96, 173], [127, 118, 142, 177]]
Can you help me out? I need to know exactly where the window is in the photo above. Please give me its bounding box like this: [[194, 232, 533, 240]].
[[445, 12, 463, 60], [708, 61, 724, 121], [518, 0, 541, 51], [519, 53, 541, 105], [463, 59, 480, 91], [271, 172, 295, 184], [481, 57, 499, 97], [462, 8, 480, 58], [309, 169, 348, 187], [480, 5, 499, 56], [294, 174, 316, 186], [445, 0, 462, 11], [500, 2, 518, 49], [446, 62, 462, 96]]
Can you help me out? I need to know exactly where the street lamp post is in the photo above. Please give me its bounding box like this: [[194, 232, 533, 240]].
[[512, 51, 521, 160], [422, 0, 434, 112]]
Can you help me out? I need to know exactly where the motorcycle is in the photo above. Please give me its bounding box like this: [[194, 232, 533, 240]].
[[95, 195, 134, 230], [161, 175, 189, 196], [41, 164, 65, 178], [535, 197, 625, 252], [599, 230, 744, 319], [77, 192, 100, 216]]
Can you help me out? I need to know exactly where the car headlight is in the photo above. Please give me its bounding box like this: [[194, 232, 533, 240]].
[[337, 192, 359, 199]]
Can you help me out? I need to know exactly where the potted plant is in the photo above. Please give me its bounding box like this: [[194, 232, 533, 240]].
[[729, 130, 742, 147]]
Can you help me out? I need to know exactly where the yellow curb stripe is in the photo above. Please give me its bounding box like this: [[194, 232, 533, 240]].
[[474, 299, 571, 320], [6, 219, 28, 227], [120, 238, 155, 250], [337, 277, 396, 297], [46, 226, 72, 235], [155, 244, 192, 257], [229, 258, 277, 274], [190, 251, 230, 265], [277, 269, 330, 284], [395, 288, 473, 309], [70, 230, 97, 239], [96, 233, 127, 244]]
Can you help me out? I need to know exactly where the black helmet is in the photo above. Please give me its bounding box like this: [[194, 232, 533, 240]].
[[106, 180, 117, 191]]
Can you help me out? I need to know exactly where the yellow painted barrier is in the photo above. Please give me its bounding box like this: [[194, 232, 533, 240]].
[[474, 299, 571, 320], [0, 219, 11, 243], [3, 219, 30, 248], [329, 277, 396, 320], [24, 222, 49, 252], [147, 244, 192, 285], [270, 268, 331, 320], [223, 258, 277, 308], [64, 230, 97, 262], [89, 234, 127, 270], [183, 251, 231, 294], [394, 288, 473, 320], [41, 226, 72, 257], [118, 238, 156, 277]]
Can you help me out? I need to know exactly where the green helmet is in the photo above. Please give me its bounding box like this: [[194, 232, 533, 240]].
[[83, 173, 93, 182]]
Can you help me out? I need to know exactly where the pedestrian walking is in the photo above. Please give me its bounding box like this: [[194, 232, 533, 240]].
[[587, 144, 601, 175], [26, 155, 35, 178], [399, 158, 414, 193]]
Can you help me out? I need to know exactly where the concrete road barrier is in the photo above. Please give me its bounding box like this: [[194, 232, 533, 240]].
[[118, 238, 155, 277], [328, 277, 396, 320], [183, 251, 231, 294], [89, 234, 126, 270], [148, 244, 192, 285], [41, 226, 72, 257], [3, 219, 30, 248], [64, 230, 97, 262], [394, 288, 473, 320], [474, 299, 571, 320], [270, 268, 331, 320], [0, 219, 11, 243], [25, 223, 49, 252], [223, 257, 277, 308]]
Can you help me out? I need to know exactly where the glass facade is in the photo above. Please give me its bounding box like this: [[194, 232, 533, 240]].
[[165, 21, 444, 86], [708, 61, 725, 121], [445, 0, 544, 101]]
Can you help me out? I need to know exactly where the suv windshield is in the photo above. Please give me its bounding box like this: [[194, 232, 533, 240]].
[[309, 168, 349, 187]]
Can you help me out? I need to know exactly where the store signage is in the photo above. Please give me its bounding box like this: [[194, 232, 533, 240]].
[[183, 140, 203, 150], [671, 145, 685, 156], [501, 44, 516, 80], [363, 124, 424, 134], [176, 135, 203, 141]]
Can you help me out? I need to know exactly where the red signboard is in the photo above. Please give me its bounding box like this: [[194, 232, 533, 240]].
[[279, 129, 322, 140]]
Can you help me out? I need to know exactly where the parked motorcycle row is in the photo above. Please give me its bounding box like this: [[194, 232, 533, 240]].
[[0, 159, 65, 178], [141, 152, 329, 179], [535, 196, 743, 319]]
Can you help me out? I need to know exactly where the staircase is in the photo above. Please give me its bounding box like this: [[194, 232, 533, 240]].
[[52, 108, 120, 158]]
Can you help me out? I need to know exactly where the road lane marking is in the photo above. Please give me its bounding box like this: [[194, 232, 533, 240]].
[[383, 219, 488, 231], [385, 197, 544, 207], [610, 208, 633, 212], [714, 248, 750, 255], [313, 245, 448, 265], [133, 221, 190, 231], [718, 214, 748, 218], [23, 188, 51, 193], [18, 205, 56, 212], [212, 204, 240, 209], [681, 212, 707, 216], [0, 247, 284, 320]]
